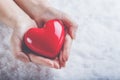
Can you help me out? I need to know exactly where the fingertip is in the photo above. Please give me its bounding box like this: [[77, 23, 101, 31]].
[[15, 51, 30, 63], [59, 53, 67, 68], [63, 51, 69, 62], [29, 54, 55, 68], [59, 51, 65, 68], [70, 31, 75, 39], [53, 57, 60, 69], [70, 24, 78, 39], [65, 54, 68, 62], [54, 62, 60, 69], [62, 15, 78, 39]]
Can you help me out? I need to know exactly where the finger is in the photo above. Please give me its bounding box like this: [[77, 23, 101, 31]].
[[15, 51, 30, 62], [29, 54, 60, 69], [61, 14, 78, 39], [42, 8, 78, 39], [54, 57, 61, 69], [59, 34, 72, 66], [63, 34, 72, 61], [59, 51, 66, 68], [43, 7, 78, 39], [34, 18, 45, 28]]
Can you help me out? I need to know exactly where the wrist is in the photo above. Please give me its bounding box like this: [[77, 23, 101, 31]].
[[14, 0, 51, 20]]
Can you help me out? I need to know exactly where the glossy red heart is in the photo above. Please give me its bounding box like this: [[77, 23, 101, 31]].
[[24, 19, 65, 59]]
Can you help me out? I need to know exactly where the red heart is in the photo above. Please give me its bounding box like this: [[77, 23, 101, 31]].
[[24, 19, 65, 59]]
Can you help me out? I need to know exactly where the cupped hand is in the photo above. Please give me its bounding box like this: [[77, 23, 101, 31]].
[[11, 18, 61, 69], [0, 0, 68, 69], [14, 0, 78, 68], [37, 7, 78, 67]]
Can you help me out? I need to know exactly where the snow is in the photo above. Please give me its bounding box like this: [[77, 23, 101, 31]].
[[1, 0, 120, 80]]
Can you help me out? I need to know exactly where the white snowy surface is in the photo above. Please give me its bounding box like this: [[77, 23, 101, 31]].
[[0, 0, 120, 80]]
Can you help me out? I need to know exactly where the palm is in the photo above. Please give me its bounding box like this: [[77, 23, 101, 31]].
[[11, 32, 30, 62], [11, 26, 61, 69]]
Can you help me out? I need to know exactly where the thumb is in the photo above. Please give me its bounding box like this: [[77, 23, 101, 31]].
[[11, 34, 30, 62]]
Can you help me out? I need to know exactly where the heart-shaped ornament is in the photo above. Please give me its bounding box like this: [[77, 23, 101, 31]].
[[24, 19, 65, 59]]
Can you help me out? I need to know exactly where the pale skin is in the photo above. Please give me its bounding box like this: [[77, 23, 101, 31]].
[[0, 0, 78, 69]]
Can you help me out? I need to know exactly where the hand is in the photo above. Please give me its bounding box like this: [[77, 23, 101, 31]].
[[14, 0, 78, 68], [35, 7, 78, 67], [11, 12, 61, 69], [0, 0, 37, 62], [11, 18, 37, 62], [0, 0, 62, 69]]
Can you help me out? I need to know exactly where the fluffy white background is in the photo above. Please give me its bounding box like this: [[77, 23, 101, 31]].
[[0, 0, 120, 80]]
